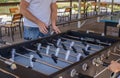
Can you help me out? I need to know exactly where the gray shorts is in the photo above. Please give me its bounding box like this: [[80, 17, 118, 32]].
[[23, 26, 50, 40]]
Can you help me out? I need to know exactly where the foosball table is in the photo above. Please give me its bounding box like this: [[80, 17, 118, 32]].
[[0, 30, 119, 78]]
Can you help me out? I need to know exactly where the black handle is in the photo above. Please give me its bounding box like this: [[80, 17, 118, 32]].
[[82, 49, 89, 56], [61, 43, 67, 50], [72, 46, 77, 53], [36, 50, 43, 58], [51, 54, 58, 64]]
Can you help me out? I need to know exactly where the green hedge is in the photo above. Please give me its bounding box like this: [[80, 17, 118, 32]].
[[0, 0, 20, 2]]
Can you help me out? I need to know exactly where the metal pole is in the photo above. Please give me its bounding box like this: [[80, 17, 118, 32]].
[[97, 0, 101, 22], [70, 0, 72, 21], [85, 0, 87, 17], [83, 0, 86, 17], [111, 0, 114, 14], [15, 52, 62, 70], [95, 0, 97, 15], [98, 0, 101, 15], [77, 0, 81, 28]]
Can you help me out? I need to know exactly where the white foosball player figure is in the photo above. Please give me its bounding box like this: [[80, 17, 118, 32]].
[[10, 49, 16, 62], [76, 53, 82, 62], [46, 45, 50, 55], [65, 50, 70, 61], [57, 39, 61, 47], [55, 48, 60, 56], [30, 55, 34, 68]]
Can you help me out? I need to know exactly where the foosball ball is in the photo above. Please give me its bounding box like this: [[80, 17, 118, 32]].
[[0, 31, 119, 78]]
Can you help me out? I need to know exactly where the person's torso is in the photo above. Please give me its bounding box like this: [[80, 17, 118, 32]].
[[24, 0, 54, 27]]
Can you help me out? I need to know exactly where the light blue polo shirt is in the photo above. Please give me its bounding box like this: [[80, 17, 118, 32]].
[[24, 0, 57, 27]]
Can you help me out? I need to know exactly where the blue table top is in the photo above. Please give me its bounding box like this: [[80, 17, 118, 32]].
[[100, 14, 120, 23]]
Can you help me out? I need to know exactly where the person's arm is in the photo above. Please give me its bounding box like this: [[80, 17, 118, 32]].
[[108, 61, 120, 73], [51, 2, 61, 34], [20, 0, 48, 34]]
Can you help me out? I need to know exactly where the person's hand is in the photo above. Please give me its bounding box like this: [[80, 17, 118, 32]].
[[108, 61, 120, 73], [38, 21, 48, 34], [52, 26, 61, 34]]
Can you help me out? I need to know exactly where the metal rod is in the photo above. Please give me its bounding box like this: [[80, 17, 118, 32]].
[[41, 43, 85, 62], [49, 42, 82, 52], [24, 47, 73, 64], [56, 38, 99, 51], [61, 37, 103, 50], [53, 38, 98, 55], [43, 44, 85, 61], [42, 39, 98, 59], [62, 36, 96, 47], [70, 0, 72, 21], [42, 43, 78, 58], [63, 34, 110, 46], [77, 0, 81, 28], [37, 42, 84, 62], [111, 0, 114, 14], [15, 52, 62, 70]]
